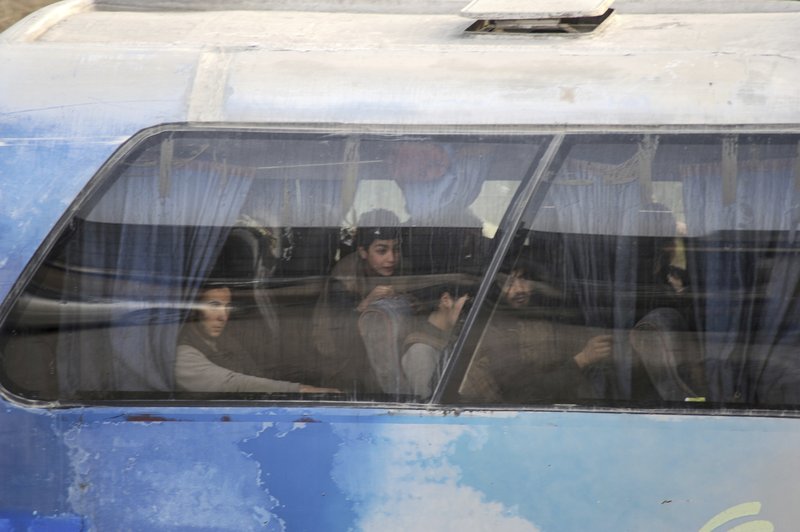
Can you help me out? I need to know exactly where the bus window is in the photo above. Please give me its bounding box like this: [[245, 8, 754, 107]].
[[458, 132, 800, 409], [0, 127, 548, 403]]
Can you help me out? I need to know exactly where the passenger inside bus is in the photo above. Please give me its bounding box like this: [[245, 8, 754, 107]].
[[175, 283, 337, 394], [312, 209, 405, 394], [628, 202, 703, 401], [392, 142, 493, 278], [468, 260, 613, 404], [400, 283, 472, 400], [633, 202, 691, 319]]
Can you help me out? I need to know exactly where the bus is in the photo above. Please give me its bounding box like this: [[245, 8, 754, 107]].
[[1, 0, 799, 529]]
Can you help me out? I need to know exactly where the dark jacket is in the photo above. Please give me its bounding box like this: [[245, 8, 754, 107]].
[[312, 252, 396, 393], [477, 306, 596, 404]]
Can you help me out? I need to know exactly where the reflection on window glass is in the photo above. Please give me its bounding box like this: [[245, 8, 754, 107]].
[[460, 133, 800, 409], [0, 129, 543, 402]]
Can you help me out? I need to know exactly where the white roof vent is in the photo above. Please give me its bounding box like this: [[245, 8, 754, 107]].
[[462, 0, 614, 34]]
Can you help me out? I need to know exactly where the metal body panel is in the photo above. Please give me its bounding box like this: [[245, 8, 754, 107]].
[[0, 401, 796, 530], [2, 1, 800, 530], [1, 6, 797, 129], [0, 47, 198, 303]]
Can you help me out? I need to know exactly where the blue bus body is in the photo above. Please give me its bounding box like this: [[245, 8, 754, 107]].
[[2, 1, 800, 530], [2, 403, 799, 530]]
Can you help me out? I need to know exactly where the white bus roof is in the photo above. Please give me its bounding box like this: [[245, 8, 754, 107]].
[[1, 0, 799, 135]]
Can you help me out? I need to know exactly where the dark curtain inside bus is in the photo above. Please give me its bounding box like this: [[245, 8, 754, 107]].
[[466, 138, 674, 403], [680, 140, 800, 404], [485, 135, 800, 406], [56, 159, 254, 396], [47, 133, 359, 398], [539, 145, 645, 399]]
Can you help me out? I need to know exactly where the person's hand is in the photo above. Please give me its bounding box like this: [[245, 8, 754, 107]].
[[299, 385, 341, 394], [574, 334, 613, 369], [357, 285, 394, 312]]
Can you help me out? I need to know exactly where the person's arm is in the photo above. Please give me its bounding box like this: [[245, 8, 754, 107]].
[[175, 344, 301, 394], [489, 324, 611, 402], [401, 343, 441, 400], [356, 285, 395, 312], [572, 334, 613, 370], [328, 279, 394, 313]]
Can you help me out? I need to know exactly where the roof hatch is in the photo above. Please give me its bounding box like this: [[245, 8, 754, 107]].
[[462, 0, 614, 34]]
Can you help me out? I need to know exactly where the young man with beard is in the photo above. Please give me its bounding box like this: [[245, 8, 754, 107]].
[[467, 263, 613, 404]]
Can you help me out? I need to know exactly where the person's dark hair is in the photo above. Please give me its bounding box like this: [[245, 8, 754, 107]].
[[499, 232, 550, 283], [189, 282, 232, 321], [484, 251, 553, 308], [413, 282, 475, 315], [355, 208, 401, 248], [198, 281, 230, 294]]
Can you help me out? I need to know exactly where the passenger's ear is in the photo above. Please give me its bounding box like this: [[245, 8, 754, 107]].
[[357, 246, 368, 260]]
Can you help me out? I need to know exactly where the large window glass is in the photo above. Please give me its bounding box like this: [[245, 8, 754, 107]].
[[6, 128, 799, 410], [0, 128, 545, 402], [456, 133, 800, 409]]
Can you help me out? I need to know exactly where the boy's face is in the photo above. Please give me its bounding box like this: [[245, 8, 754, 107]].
[[501, 270, 532, 309], [359, 238, 399, 277]]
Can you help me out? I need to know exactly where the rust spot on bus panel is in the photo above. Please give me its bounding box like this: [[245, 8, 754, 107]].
[[294, 416, 320, 423], [221, 415, 231, 422], [125, 414, 175, 422]]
